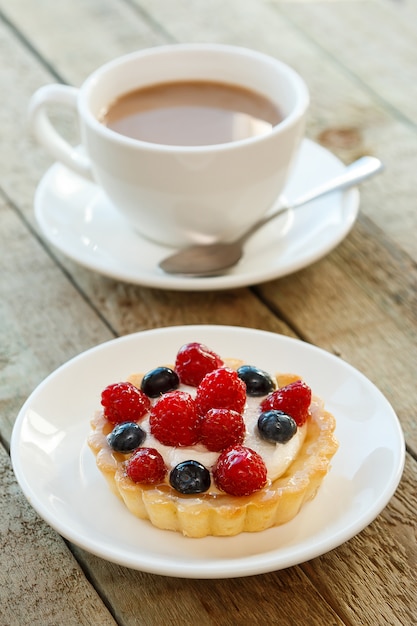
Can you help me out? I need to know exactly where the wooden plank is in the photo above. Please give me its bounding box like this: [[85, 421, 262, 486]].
[[269, 0, 417, 125], [265, 0, 417, 263], [69, 454, 417, 626], [0, 194, 115, 444], [0, 0, 165, 85], [255, 212, 417, 450], [69, 546, 345, 626], [0, 443, 117, 626], [300, 454, 417, 626]]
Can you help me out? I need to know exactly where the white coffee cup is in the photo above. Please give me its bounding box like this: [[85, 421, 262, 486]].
[[29, 44, 309, 247]]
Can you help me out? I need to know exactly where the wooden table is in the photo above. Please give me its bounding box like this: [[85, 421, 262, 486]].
[[1, 1, 416, 624]]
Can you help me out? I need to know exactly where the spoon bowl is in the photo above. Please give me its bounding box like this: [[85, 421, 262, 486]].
[[159, 156, 383, 277]]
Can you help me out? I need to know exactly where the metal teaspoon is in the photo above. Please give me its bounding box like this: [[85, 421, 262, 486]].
[[159, 156, 383, 277]]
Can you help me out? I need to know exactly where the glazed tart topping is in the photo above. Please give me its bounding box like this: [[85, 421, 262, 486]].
[[236, 365, 276, 396], [175, 341, 224, 386], [107, 421, 146, 452], [101, 381, 150, 424], [257, 410, 297, 444], [260, 380, 312, 426], [101, 342, 311, 497], [149, 390, 201, 447], [141, 367, 180, 397], [126, 448, 167, 484]]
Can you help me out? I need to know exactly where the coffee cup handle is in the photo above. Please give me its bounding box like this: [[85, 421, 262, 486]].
[[28, 84, 93, 181]]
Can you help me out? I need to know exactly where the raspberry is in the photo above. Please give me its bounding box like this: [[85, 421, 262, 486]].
[[195, 368, 246, 416], [213, 445, 267, 496], [101, 382, 151, 424], [175, 342, 224, 387], [149, 390, 201, 446], [260, 380, 312, 426], [126, 448, 167, 484], [200, 408, 245, 452]]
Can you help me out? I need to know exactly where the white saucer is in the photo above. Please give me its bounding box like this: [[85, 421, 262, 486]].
[[11, 326, 404, 579], [35, 140, 359, 291]]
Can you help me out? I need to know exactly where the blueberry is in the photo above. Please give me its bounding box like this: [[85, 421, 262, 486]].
[[237, 365, 275, 396], [257, 410, 297, 444], [169, 460, 211, 494], [107, 422, 146, 452], [141, 367, 180, 398]]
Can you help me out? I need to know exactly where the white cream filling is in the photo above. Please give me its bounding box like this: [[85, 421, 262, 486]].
[[136, 388, 315, 484]]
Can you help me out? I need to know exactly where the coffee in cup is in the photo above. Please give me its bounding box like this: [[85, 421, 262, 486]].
[[28, 44, 309, 247], [99, 79, 283, 146]]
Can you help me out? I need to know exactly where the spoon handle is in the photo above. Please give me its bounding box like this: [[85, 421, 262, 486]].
[[290, 156, 383, 209], [239, 156, 383, 244]]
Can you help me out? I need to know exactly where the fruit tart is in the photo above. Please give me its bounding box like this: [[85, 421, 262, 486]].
[[88, 342, 338, 537]]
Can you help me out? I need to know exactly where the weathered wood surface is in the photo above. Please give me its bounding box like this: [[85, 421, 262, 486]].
[[1, 0, 416, 624], [0, 445, 117, 626]]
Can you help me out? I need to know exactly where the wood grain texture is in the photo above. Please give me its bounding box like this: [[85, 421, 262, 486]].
[[256, 213, 417, 449], [268, 0, 417, 263], [68, 454, 417, 626], [269, 0, 417, 125], [0, 195, 115, 444], [69, 546, 345, 626], [300, 455, 417, 626], [0, 444, 116, 626], [0, 0, 416, 624]]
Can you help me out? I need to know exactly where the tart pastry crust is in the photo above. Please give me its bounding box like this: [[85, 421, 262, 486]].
[[88, 372, 338, 538]]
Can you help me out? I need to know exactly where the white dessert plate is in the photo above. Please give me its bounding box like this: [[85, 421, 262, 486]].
[[34, 139, 359, 291], [11, 326, 404, 578]]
